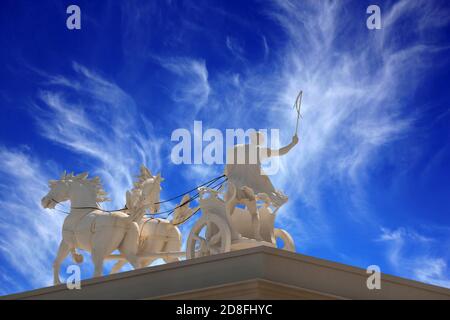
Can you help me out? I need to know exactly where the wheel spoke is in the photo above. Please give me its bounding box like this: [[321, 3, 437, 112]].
[[187, 214, 232, 260], [192, 234, 206, 243]]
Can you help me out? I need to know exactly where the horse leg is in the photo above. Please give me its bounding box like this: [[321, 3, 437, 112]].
[[163, 242, 182, 263], [91, 239, 110, 278], [91, 249, 106, 278], [53, 241, 70, 285], [119, 222, 141, 269], [139, 258, 155, 268], [247, 200, 263, 241], [123, 254, 139, 270], [158, 240, 179, 264]]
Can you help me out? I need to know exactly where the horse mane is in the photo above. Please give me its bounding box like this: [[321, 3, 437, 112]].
[[56, 172, 110, 202], [52, 166, 159, 204], [132, 165, 158, 191]]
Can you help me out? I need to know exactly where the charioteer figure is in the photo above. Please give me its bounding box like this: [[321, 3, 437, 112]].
[[224, 131, 298, 240], [224, 91, 303, 241]]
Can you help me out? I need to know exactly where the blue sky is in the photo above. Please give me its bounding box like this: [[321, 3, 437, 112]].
[[0, 0, 450, 295]]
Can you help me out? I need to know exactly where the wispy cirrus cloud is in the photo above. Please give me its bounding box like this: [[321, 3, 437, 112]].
[[265, 0, 421, 206], [158, 57, 211, 110], [246, 0, 450, 239], [377, 227, 450, 288], [226, 36, 246, 60], [189, 0, 450, 254], [0, 147, 63, 293], [33, 62, 164, 208]]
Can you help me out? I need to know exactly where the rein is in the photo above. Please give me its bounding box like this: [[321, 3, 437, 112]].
[[49, 174, 227, 220]]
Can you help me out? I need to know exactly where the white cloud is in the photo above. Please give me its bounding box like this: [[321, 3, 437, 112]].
[[158, 57, 211, 109], [33, 62, 164, 209], [413, 258, 450, 288], [189, 0, 450, 251], [231, 0, 450, 239], [0, 62, 168, 293], [0, 148, 64, 291], [378, 227, 450, 288], [263, 1, 423, 205], [226, 36, 246, 60]]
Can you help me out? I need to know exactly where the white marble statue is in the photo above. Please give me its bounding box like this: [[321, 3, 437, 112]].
[[41, 93, 303, 281], [108, 166, 183, 273], [185, 183, 296, 259], [185, 130, 298, 258], [43, 131, 299, 280], [126, 165, 162, 214], [41, 171, 154, 284], [224, 131, 297, 240]]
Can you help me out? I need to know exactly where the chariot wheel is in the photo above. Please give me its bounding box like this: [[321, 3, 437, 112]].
[[274, 228, 295, 252], [186, 214, 231, 259]]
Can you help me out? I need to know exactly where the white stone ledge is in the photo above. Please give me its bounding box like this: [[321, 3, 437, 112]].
[[2, 246, 450, 300]]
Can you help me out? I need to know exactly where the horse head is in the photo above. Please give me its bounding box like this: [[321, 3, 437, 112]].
[[41, 171, 72, 209], [41, 171, 108, 209], [130, 165, 163, 213]]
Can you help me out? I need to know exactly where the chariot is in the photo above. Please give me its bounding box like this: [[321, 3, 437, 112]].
[[185, 182, 295, 259]]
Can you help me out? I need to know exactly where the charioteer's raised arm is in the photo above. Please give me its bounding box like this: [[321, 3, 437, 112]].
[[265, 134, 298, 157]]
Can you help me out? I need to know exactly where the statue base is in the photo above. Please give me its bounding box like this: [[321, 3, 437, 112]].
[[3, 246, 449, 300]]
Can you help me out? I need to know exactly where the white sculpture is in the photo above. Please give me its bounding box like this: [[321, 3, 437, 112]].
[[43, 150, 298, 282], [224, 131, 297, 240], [42, 132, 298, 281], [43, 166, 185, 283], [41, 172, 152, 284], [186, 94, 303, 258], [42, 92, 303, 282], [109, 167, 183, 273], [185, 131, 298, 258], [185, 182, 295, 259], [126, 165, 163, 214], [108, 216, 183, 273], [42, 135, 297, 284], [41, 165, 189, 282]]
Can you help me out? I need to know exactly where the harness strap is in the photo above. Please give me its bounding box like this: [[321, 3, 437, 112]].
[[90, 216, 97, 234], [50, 175, 228, 227]]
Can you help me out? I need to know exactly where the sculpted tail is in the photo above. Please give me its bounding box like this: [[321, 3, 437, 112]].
[[71, 249, 84, 263]]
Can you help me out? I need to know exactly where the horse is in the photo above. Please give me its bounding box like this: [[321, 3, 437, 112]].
[[108, 190, 196, 273], [127, 165, 163, 214], [109, 216, 183, 273], [41, 170, 160, 285]]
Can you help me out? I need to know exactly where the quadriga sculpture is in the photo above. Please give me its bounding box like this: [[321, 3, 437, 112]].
[[42, 164, 297, 281]]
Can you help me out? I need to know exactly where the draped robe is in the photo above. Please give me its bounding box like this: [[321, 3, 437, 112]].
[[224, 144, 287, 207]]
